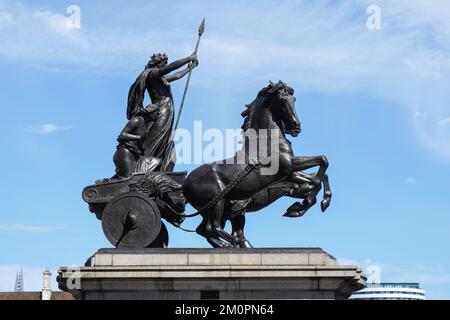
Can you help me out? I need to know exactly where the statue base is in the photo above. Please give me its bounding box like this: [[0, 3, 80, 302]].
[[57, 248, 365, 300]]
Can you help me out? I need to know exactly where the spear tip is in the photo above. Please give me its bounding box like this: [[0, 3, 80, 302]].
[[198, 18, 205, 36]]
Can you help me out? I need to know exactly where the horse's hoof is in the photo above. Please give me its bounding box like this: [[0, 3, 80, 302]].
[[321, 198, 331, 212], [208, 238, 231, 248], [239, 240, 253, 248], [283, 210, 306, 218], [283, 202, 307, 218]]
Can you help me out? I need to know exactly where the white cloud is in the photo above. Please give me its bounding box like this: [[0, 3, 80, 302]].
[[377, 262, 450, 299], [437, 117, 450, 129], [0, 224, 64, 233], [1, 0, 450, 156], [0, 11, 13, 28], [405, 177, 416, 184], [27, 124, 72, 134], [0, 1, 448, 87], [413, 112, 429, 120]]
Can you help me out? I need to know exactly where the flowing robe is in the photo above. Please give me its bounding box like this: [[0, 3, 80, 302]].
[[127, 67, 176, 172]]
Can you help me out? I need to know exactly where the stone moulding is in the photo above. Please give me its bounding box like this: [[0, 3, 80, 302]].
[[57, 248, 366, 300]]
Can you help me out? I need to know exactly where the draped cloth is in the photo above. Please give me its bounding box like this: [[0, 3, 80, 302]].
[[140, 96, 176, 172], [127, 68, 152, 120], [127, 68, 176, 172]]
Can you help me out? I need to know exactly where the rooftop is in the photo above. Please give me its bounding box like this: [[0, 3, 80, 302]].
[[365, 283, 421, 289]]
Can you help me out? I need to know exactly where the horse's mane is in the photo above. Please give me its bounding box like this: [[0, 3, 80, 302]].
[[241, 81, 294, 132]]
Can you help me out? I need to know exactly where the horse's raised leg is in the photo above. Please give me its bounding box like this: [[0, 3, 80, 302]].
[[320, 173, 332, 212], [288, 170, 332, 213], [291, 155, 328, 183], [210, 199, 240, 246], [289, 172, 315, 194], [283, 197, 317, 217], [291, 155, 328, 206], [230, 213, 253, 248]]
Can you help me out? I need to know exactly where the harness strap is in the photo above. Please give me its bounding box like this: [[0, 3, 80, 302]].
[[179, 159, 262, 218], [174, 225, 196, 232]]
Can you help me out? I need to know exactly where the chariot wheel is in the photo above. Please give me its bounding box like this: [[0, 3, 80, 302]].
[[101, 191, 161, 249]]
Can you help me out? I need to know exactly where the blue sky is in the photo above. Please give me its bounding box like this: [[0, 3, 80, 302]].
[[0, 0, 449, 299]]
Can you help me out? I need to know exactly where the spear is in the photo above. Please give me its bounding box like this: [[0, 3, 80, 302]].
[[174, 18, 205, 131]]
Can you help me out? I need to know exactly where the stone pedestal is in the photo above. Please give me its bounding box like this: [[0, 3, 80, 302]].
[[57, 248, 365, 300]]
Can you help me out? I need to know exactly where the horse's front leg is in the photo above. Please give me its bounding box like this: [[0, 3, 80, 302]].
[[290, 171, 332, 212], [291, 155, 329, 208], [291, 155, 328, 182], [282, 172, 316, 217], [320, 173, 332, 212]]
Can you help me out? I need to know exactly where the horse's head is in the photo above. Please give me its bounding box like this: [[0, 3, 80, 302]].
[[241, 81, 301, 137], [267, 81, 301, 137]]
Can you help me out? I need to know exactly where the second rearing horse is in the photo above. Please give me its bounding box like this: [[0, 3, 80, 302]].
[[182, 81, 331, 247]]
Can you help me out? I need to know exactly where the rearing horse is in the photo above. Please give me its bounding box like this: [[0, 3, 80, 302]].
[[182, 81, 331, 247]]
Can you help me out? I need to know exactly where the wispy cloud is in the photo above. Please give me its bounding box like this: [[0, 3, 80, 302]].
[[377, 262, 450, 299], [0, 224, 64, 233], [1, 1, 449, 87], [27, 124, 72, 134], [1, 0, 450, 157], [437, 117, 450, 129], [413, 112, 429, 120], [405, 177, 417, 184], [0, 11, 13, 29]]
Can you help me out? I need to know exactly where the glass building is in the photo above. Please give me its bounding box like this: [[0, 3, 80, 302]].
[[350, 283, 426, 300]]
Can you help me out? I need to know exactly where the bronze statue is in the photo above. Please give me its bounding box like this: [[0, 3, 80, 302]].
[[122, 52, 198, 174], [182, 81, 331, 247], [82, 20, 332, 249], [112, 109, 147, 180]]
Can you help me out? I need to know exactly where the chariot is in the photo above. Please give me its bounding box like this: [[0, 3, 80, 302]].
[[82, 171, 187, 248]]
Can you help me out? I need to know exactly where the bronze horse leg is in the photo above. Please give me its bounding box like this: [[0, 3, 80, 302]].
[[284, 172, 332, 217], [320, 173, 332, 211], [284, 155, 330, 217], [207, 198, 240, 246], [196, 214, 231, 248], [290, 171, 332, 211], [230, 213, 253, 248]]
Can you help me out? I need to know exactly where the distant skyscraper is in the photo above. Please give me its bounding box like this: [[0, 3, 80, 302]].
[[14, 268, 24, 292]]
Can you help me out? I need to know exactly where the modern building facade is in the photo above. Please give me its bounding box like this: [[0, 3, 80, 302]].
[[350, 283, 426, 300]]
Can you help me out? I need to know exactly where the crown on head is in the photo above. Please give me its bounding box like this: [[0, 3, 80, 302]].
[[151, 53, 168, 61]]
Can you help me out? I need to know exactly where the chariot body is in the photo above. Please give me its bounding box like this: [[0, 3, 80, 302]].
[[82, 171, 187, 248]]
